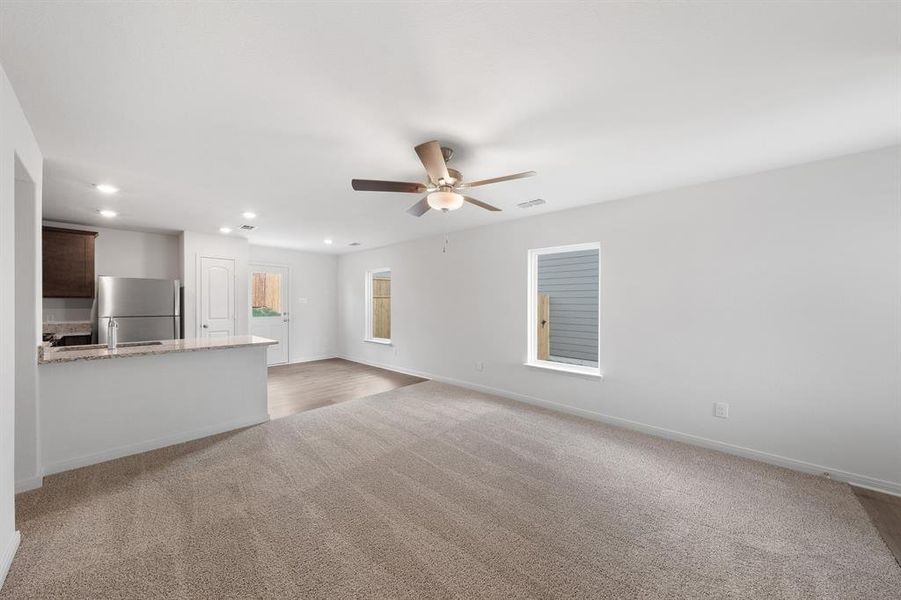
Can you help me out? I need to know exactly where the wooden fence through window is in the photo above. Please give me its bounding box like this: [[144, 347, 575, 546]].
[[372, 276, 391, 339], [252, 272, 282, 313]]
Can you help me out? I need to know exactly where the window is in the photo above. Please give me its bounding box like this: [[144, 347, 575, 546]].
[[252, 270, 283, 317], [365, 268, 391, 343], [527, 243, 601, 376]]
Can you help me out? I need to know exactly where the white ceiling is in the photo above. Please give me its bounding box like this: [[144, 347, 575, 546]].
[[1, 1, 898, 253]]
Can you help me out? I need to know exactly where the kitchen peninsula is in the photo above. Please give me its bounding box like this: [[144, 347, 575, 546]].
[[38, 335, 276, 478]]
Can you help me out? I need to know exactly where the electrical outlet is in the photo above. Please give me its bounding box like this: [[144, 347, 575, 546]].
[[297, 297, 308, 304], [714, 402, 729, 419], [475, 361, 484, 372]]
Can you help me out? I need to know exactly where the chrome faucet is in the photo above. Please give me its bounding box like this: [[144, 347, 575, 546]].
[[107, 318, 119, 350]]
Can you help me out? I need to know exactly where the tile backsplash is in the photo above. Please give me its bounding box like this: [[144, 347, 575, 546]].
[[43, 298, 93, 323]]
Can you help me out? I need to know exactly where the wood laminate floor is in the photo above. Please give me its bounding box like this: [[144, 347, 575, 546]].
[[853, 485, 901, 567], [267, 358, 426, 419]]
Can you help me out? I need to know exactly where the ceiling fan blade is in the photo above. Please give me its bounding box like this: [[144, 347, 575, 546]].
[[463, 196, 501, 212], [414, 140, 451, 185], [352, 179, 426, 193], [406, 196, 431, 217], [461, 171, 536, 189]]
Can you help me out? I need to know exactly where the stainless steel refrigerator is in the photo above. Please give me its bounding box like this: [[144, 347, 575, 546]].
[[95, 277, 181, 343]]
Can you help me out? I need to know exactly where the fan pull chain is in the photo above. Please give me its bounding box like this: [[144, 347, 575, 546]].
[[443, 234, 449, 254]]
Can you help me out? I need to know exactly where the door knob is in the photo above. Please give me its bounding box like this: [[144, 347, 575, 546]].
[[202, 324, 209, 329]]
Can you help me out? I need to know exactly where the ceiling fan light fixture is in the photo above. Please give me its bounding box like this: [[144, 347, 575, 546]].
[[427, 190, 464, 212]]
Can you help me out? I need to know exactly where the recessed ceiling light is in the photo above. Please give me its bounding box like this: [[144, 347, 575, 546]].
[[323, 239, 333, 245], [242, 211, 256, 220], [98, 209, 117, 218], [219, 227, 232, 234], [94, 183, 119, 195]]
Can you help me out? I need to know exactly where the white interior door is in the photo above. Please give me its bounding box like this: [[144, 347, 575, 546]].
[[249, 265, 289, 365], [199, 256, 235, 338]]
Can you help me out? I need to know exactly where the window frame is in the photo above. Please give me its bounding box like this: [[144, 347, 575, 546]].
[[525, 243, 602, 378], [364, 267, 392, 345]]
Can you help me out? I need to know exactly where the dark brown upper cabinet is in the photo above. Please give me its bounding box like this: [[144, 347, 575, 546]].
[[42, 227, 98, 298]]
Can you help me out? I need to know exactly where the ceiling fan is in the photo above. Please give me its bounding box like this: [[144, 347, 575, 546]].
[[351, 140, 536, 217]]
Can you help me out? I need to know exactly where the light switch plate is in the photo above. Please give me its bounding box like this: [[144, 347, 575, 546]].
[[714, 402, 729, 419]]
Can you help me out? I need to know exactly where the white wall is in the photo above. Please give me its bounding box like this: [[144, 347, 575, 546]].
[[39, 346, 269, 476], [14, 169, 39, 492], [0, 63, 43, 588], [41, 221, 180, 322], [249, 245, 338, 363], [338, 146, 901, 495], [180, 231, 249, 338]]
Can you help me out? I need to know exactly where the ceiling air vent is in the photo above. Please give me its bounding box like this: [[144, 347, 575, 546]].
[[239, 224, 256, 231], [517, 198, 546, 209]]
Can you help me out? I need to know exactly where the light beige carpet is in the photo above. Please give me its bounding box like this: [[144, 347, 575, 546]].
[[3, 381, 899, 599]]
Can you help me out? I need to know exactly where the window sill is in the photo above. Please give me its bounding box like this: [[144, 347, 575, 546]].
[[364, 338, 392, 346], [524, 361, 603, 379]]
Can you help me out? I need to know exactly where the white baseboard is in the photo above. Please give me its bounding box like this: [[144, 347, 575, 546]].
[[284, 354, 338, 366], [42, 413, 270, 477], [0, 531, 21, 591], [339, 355, 901, 498], [14, 476, 43, 494], [338, 355, 432, 380]]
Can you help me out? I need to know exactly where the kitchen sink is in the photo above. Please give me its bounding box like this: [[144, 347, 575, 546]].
[[55, 341, 164, 351], [119, 341, 164, 348]]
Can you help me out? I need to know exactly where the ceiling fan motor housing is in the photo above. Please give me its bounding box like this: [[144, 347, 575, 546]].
[[444, 168, 462, 187]]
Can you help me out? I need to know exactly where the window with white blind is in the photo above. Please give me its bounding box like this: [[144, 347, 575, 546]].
[[526, 243, 601, 376]]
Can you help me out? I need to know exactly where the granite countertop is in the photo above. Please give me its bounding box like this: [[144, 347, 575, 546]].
[[43, 321, 93, 339], [39, 336, 277, 364]]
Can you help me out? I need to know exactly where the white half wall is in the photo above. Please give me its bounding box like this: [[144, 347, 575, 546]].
[[39, 347, 269, 476], [41, 221, 180, 321], [249, 245, 338, 363], [338, 146, 901, 495], [0, 62, 43, 589]]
